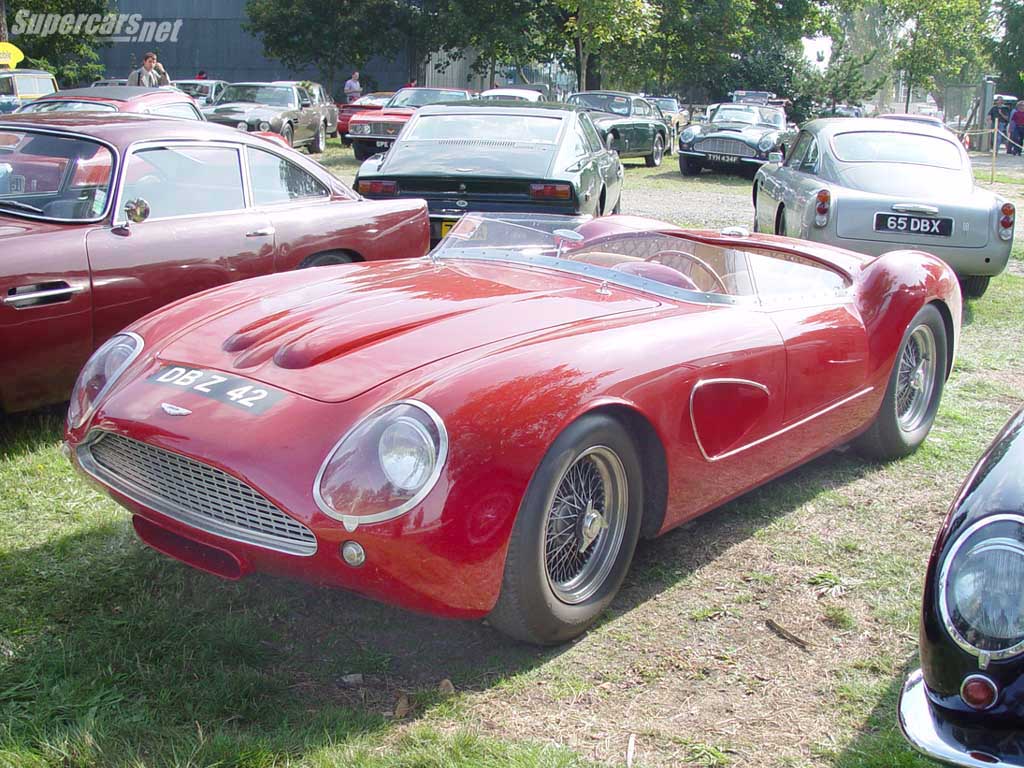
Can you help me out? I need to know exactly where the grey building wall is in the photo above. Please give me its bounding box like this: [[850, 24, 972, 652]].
[[98, 0, 411, 98]]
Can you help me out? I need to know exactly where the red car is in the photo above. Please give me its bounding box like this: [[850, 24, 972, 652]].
[[66, 213, 961, 645], [16, 85, 206, 121], [346, 87, 473, 160], [0, 114, 429, 414], [337, 91, 393, 146]]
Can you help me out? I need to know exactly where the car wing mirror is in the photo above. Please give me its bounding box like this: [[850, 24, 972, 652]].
[[768, 151, 783, 165], [301, 99, 312, 109], [124, 198, 151, 224]]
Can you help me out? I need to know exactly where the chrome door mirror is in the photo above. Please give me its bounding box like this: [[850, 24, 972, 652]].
[[768, 151, 783, 165], [124, 197, 151, 224]]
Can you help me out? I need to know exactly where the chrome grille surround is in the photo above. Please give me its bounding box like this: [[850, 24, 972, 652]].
[[695, 137, 756, 158], [77, 431, 317, 556], [370, 121, 402, 136]]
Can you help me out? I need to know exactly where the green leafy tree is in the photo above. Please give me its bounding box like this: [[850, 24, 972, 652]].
[[803, 34, 886, 115], [992, 0, 1024, 97], [245, 0, 408, 97], [557, 0, 659, 90], [4, 0, 109, 84]]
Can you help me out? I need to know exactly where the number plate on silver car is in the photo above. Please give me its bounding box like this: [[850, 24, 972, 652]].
[[149, 366, 284, 413], [874, 213, 953, 236]]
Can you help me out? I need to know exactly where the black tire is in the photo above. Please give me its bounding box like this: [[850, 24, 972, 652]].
[[960, 275, 991, 299], [281, 123, 294, 148], [300, 251, 355, 268], [775, 205, 787, 236], [678, 154, 701, 176], [752, 201, 760, 233], [341, 136, 352, 147], [645, 135, 664, 167], [352, 141, 376, 161], [309, 122, 326, 154], [488, 414, 643, 645], [855, 304, 947, 460]]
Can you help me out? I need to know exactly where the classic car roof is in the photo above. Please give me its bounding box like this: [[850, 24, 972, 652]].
[[416, 102, 583, 117], [174, 79, 227, 85], [802, 117, 954, 141], [0, 69, 55, 77], [0, 112, 253, 145], [36, 86, 183, 102]]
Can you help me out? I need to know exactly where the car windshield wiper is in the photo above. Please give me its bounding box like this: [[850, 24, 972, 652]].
[[0, 199, 45, 214]]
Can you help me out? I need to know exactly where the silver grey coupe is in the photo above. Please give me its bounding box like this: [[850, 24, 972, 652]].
[[754, 118, 1013, 297]]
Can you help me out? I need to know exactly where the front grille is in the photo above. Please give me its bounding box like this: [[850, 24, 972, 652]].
[[370, 121, 402, 136], [81, 432, 316, 556], [695, 137, 756, 157]]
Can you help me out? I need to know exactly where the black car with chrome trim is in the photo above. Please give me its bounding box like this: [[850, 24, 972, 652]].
[[899, 406, 1024, 766], [678, 102, 791, 178]]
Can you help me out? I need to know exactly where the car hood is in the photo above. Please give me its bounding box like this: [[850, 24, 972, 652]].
[[204, 103, 284, 120], [701, 123, 775, 142], [155, 258, 659, 403], [588, 111, 628, 129], [353, 107, 415, 122]]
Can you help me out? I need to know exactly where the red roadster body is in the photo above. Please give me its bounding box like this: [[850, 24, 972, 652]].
[[66, 213, 961, 644], [0, 114, 429, 413]]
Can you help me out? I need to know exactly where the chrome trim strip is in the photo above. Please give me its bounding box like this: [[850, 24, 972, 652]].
[[937, 513, 1024, 665], [313, 399, 448, 532], [690, 382, 873, 462], [77, 431, 317, 557]]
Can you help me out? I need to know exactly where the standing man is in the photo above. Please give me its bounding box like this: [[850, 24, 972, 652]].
[[1010, 100, 1024, 156], [128, 52, 170, 87], [343, 71, 361, 103], [989, 96, 1011, 153]]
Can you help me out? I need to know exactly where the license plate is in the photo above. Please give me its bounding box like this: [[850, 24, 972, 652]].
[[375, 140, 391, 148], [707, 153, 739, 163], [149, 366, 284, 414], [440, 219, 456, 238], [874, 213, 953, 236]]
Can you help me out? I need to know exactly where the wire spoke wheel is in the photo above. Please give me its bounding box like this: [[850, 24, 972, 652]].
[[542, 446, 627, 604], [895, 323, 937, 432]]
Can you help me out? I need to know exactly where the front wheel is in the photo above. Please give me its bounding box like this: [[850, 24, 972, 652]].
[[855, 304, 947, 460], [679, 154, 701, 176], [960, 275, 990, 299], [645, 135, 664, 167], [309, 122, 326, 154], [488, 414, 643, 645]]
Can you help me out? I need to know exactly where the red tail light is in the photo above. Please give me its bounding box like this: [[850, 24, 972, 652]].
[[814, 189, 830, 226], [999, 202, 1015, 240], [961, 675, 998, 710], [357, 180, 398, 196], [530, 183, 572, 200]]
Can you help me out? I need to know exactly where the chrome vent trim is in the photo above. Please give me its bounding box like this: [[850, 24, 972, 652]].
[[78, 431, 316, 556], [695, 137, 756, 157]]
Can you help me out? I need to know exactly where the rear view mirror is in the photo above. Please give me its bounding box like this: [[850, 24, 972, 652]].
[[124, 198, 150, 224], [768, 151, 783, 165]]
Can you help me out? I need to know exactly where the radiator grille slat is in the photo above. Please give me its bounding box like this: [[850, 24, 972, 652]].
[[695, 137, 756, 158], [84, 432, 316, 556]]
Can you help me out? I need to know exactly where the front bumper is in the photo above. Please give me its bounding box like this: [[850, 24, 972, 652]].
[[899, 669, 1024, 766], [679, 149, 765, 165]]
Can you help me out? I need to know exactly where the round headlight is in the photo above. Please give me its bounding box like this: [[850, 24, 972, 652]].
[[680, 126, 698, 144], [258, 120, 271, 131], [378, 416, 437, 492], [352, 123, 369, 135], [236, 121, 248, 131], [941, 515, 1024, 660], [758, 134, 778, 152], [68, 332, 144, 429]]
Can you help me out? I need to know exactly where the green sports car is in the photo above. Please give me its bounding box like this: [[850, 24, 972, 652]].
[[354, 102, 625, 244], [566, 91, 670, 167]]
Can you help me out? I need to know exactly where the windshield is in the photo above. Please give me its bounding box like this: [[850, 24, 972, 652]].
[[0, 130, 114, 221], [176, 82, 211, 98], [355, 92, 391, 106], [217, 85, 295, 108], [710, 104, 785, 127], [17, 100, 119, 114], [387, 88, 469, 108], [652, 98, 679, 113], [566, 93, 630, 116], [833, 131, 962, 169]]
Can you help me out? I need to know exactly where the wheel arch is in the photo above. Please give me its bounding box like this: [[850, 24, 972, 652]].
[[298, 248, 363, 268], [928, 298, 957, 380]]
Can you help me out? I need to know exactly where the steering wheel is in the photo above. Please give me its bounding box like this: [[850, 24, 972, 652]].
[[648, 250, 728, 294]]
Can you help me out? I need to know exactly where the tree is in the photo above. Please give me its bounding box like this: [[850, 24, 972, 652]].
[[803, 33, 886, 115], [3, 1, 108, 84], [245, 0, 408, 97], [992, 0, 1024, 97], [557, 0, 659, 90], [1, 0, 8, 43]]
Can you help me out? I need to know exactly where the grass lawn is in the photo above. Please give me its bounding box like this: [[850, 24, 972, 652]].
[[1, 141, 1022, 766]]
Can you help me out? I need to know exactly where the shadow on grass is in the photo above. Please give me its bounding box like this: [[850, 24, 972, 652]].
[[0, 406, 65, 461]]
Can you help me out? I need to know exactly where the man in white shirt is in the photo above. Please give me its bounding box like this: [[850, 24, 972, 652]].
[[343, 71, 361, 103], [128, 52, 170, 87]]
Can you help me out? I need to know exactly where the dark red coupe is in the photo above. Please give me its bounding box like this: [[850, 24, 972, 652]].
[[66, 213, 960, 645], [16, 86, 205, 121], [0, 114, 429, 414]]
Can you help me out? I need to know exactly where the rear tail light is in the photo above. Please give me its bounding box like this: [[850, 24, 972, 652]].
[[357, 180, 398, 196], [1000, 202, 1015, 240], [529, 183, 572, 201], [814, 189, 830, 227]]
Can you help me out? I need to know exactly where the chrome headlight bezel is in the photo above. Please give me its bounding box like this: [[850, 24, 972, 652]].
[[938, 513, 1024, 663], [758, 133, 778, 153], [313, 400, 448, 531], [67, 332, 144, 429], [680, 126, 698, 145], [350, 123, 370, 135]]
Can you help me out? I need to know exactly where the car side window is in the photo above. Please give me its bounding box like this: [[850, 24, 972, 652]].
[[0, 77, 12, 96], [150, 103, 203, 121], [785, 132, 812, 167], [569, 124, 590, 159], [247, 147, 329, 204], [121, 145, 245, 220], [800, 139, 820, 173], [297, 87, 311, 106], [634, 100, 650, 117], [580, 114, 603, 153]]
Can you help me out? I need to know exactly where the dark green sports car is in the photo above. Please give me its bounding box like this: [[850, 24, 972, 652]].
[[354, 102, 624, 244], [565, 91, 670, 167]]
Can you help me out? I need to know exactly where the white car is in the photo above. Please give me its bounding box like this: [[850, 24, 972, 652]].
[[479, 88, 544, 102], [754, 118, 1014, 297]]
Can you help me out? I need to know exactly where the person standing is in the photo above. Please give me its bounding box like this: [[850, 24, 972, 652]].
[[128, 52, 170, 87], [989, 97, 1011, 152], [343, 71, 362, 103], [1010, 101, 1024, 156]]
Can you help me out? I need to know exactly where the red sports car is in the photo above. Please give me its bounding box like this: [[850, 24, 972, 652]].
[[66, 213, 961, 645], [346, 87, 473, 160], [16, 85, 205, 120], [0, 114, 429, 414], [337, 91, 393, 146]]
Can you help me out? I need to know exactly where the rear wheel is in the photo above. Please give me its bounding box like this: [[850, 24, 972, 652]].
[[309, 122, 326, 154], [678, 154, 701, 176], [488, 414, 643, 645], [300, 251, 355, 268], [855, 304, 947, 460], [960, 275, 991, 299], [645, 135, 664, 167]]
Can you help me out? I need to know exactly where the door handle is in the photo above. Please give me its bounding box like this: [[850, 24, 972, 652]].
[[3, 282, 80, 308], [245, 227, 275, 237], [891, 203, 939, 215]]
